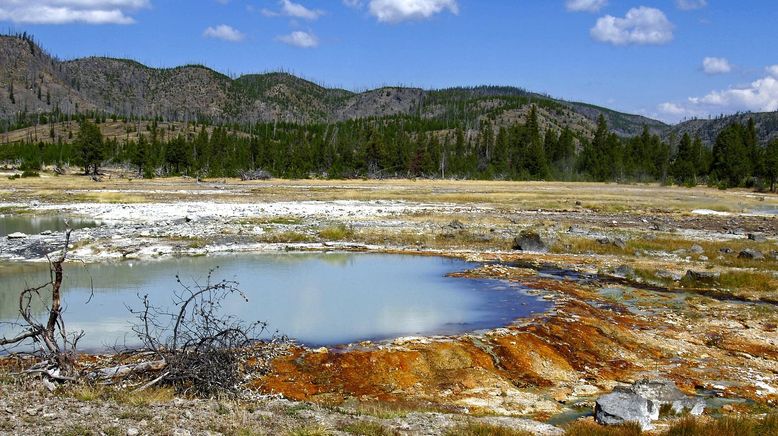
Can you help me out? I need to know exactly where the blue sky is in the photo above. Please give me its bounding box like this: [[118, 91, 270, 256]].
[[1, 0, 776, 124]]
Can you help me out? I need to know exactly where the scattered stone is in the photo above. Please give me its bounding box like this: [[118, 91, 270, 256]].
[[719, 247, 733, 254], [127, 428, 140, 436], [7, 232, 27, 239], [738, 249, 764, 260], [595, 379, 704, 431], [690, 244, 704, 254], [597, 237, 626, 249], [656, 270, 682, 281], [685, 270, 720, 284], [769, 251, 778, 260], [448, 219, 465, 230], [512, 230, 547, 252], [699, 255, 708, 261], [613, 265, 636, 279], [567, 225, 586, 234], [747, 233, 767, 242]]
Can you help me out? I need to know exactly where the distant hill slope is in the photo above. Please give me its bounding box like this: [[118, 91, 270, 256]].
[[669, 112, 778, 145], [4, 33, 775, 144]]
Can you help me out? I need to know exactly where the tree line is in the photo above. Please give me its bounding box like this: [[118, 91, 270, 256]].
[[2, 107, 777, 191]]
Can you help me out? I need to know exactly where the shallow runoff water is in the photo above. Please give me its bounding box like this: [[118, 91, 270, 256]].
[[0, 253, 551, 351], [0, 215, 97, 237]]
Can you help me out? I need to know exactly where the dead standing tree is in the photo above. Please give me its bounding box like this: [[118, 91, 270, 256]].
[[0, 230, 83, 379]]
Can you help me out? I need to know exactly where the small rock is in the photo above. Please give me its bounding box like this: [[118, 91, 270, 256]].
[[512, 230, 547, 253], [738, 249, 764, 260], [25, 408, 38, 416], [747, 233, 767, 242], [40, 230, 53, 236], [7, 232, 27, 240], [447, 219, 465, 230], [685, 270, 720, 283], [719, 247, 733, 254], [597, 237, 626, 249], [127, 428, 140, 436], [613, 265, 636, 279], [699, 255, 709, 261], [656, 270, 682, 281], [690, 244, 704, 254], [769, 251, 778, 260]]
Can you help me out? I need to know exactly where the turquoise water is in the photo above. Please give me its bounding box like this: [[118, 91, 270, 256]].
[[0, 253, 550, 350]]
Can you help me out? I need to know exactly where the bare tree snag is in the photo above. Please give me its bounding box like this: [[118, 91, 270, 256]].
[[0, 229, 82, 376]]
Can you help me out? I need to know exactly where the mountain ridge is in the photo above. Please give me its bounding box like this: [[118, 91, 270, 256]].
[[1, 34, 776, 144]]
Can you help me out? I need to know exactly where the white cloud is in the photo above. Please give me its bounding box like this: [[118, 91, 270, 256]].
[[277, 30, 319, 48], [203, 24, 245, 42], [591, 6, 674, 46], [565, 0, 607, 13], [702, 57, 732, 75], [660, 66, 778, 122], [0, 0, 149, 24], [368, 0, 458, 23], [263, 0, 323, 20], [676, 0, 707, 10]]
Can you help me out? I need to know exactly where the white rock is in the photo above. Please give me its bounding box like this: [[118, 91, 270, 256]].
[[7, 232, 27, 239]]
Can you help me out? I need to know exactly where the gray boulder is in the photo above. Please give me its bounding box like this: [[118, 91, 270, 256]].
[[690, 244, 705, 254], [6, 232, 27, 240], [613, 264, 636, 279], [748, 233, 767, 242], [595, 391, 656, 430], [685, 270, 720, 284], [512, 230, 547, 252], [738, 249, 764, 260], [595, 379, 705, 431]]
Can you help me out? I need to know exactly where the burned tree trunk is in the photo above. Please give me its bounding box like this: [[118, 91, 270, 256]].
[[0, 230, 82, 376]]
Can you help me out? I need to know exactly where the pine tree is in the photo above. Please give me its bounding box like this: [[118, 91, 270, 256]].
[[76, 120, 104, 175], [672, 133, 696, 185], [765, 139, 778, 192]]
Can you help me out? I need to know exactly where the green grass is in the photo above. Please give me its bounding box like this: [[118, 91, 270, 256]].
[[444, 422, 534, 436], [261, 231, 313, 243], [318, 224, 354, 241], [562, 421, 642, 436], [341, 421, 395, 436], [287, 426, 331, 436], [663, 414, 778, 436]]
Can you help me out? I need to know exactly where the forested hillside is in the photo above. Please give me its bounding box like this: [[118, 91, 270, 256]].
[[1, 33, 777, 190]]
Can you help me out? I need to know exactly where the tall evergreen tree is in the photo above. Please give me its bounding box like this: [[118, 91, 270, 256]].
[[76, 119, 104, 175]]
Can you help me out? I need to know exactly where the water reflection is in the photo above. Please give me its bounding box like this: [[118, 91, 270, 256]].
[[0, 215, 97, 237], [0, 253, 550, 350]]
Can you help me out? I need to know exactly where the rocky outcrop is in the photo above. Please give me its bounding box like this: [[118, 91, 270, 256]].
[[739, 249, 765, 260], [595, 379, 705, 430], [512, 230, 548, 252]]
